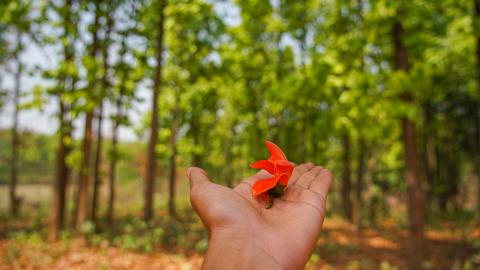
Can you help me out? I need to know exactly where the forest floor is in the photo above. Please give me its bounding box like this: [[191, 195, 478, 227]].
[[1, 217, 479, 270]]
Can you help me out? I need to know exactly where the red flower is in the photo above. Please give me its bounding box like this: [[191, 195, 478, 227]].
[[250, 141, 293, 207]]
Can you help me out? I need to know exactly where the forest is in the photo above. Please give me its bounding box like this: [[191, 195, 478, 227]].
[[0, 0, 479, 269]]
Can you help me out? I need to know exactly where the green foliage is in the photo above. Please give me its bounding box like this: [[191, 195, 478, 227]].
[[0, 130, 55, 184], [0, 2, 479, 268], [77, 214, 209, 254]]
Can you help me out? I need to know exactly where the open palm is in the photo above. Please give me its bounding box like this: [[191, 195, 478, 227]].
[[187, 163, 333, 269]]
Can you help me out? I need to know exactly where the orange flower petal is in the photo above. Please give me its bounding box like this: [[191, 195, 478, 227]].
[[250, 160, 275, 174], [252, 176, 277, 197], [265, 141, 287, 161], [275, 160, 291, 166], [277, 173, 290, 186], [251, 141, 293, 198], [276, 162, 293, 177]]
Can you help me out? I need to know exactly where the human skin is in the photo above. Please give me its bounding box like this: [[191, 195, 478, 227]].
[[186, 163, 333, 270]]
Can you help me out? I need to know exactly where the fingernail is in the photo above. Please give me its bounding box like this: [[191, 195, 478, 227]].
[[186, 167, 193, 177]]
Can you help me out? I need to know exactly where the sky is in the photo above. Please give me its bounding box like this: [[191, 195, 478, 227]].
[[0, 1, 241, 142]]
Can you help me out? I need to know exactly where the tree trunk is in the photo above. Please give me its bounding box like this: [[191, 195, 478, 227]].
[[353, 138, 365, 231], [474, 0, 480, 222], [108, 101, 121, 225], [367, 147, 378, 226], [341, 134, 353, 222], [422, 101, 437, 214], [191, 117, 202, 168], [75, 111, 94, 227], [393, 18, 425, 269], [10, 34, 21, 217], [92, 3, 112, 225], [91, 103, 103, 225], [50, 0, 74, 241], [402, 117, 426, 269], [144, 0, 166, 221], [168, 94, 179, 217], [50, 101, 70, 241], [75, 1, 100, 228], [107, 37, 125, 227]]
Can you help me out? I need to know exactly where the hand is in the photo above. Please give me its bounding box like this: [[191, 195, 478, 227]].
[[187, 163, 333, 270]]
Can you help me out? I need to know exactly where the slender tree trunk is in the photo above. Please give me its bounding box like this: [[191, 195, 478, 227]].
[[422, 101, 437, 214], [91, 103, 103, 224], [108, 101, 121, 225], [51, 103, 67, 240], [10, 35, 22, 217], [426, 136, 436, 211], [341, 134, 353, 222], [75, 1, 101, 228], [190, 115, 201, 167], [75, 111, 94, 227], [168, 94, 179, 217], [191, 117, 203, 168], [393, 18, 425, 269], [50, 0, 74, 241], [353, 138, 365, 231], [352, 0, 366, 231], [474, 0, 480, 222], [144, 0, 166, 221], [367, 146, 378, 226], [92, 4, 112, 225], [107, 39, 125, 226]]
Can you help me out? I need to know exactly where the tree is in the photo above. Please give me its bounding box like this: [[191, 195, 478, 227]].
[[75, 0, 103, 229], [107, 105, 120, 225], [393, 13, 425, 269], [103, 0, 143, 225], [144, 0, 167, 221], [168, 91, 179, 217], [161, 0, 224, 212], [9, 31, 22, 217], [474, 0, 480, 221], [107, 31, 139, 224], [341, 134, 353, 221], [48, 0, 79, 241], [91, 0, 115, 226], [1, 0, 34, 218], [353, 138, 366, 230]]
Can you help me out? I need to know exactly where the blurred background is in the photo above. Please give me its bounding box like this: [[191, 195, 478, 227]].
[[1, 0, 479, 269]]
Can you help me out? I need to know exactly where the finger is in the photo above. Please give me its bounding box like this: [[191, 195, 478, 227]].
[[281, 186, 324, 215], [295, 166, 323, 189], [187, 167, 211, 192], [289, 163, 315, 186], [187, 167, 214, 223], [309, 169, 333, 205]]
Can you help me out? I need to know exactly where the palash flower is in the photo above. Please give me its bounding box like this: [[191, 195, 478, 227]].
[[250, 141, 293, 208]]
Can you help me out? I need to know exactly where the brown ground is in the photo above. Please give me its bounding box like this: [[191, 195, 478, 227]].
[[311, 218, 478, 269], [0, 218, 478, 270], [0, 240, 203, 270]]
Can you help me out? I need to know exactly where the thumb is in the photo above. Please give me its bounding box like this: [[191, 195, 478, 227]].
[[187, 167, 211, 192], [186, 167, 213, 219]]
